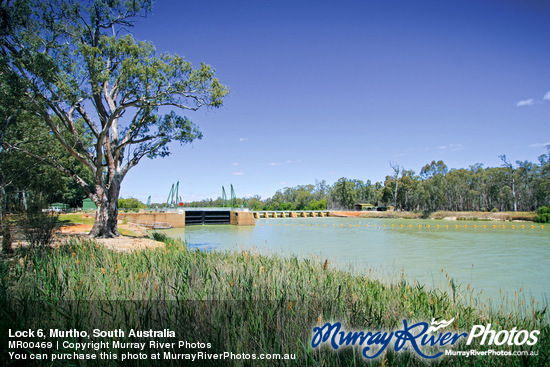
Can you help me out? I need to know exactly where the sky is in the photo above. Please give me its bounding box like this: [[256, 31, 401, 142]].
[[120, 0, 550, 203]]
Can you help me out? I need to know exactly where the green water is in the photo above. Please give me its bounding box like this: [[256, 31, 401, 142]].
[[161, 217, 549, 305]]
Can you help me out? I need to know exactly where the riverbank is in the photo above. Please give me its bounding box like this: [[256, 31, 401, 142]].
[[1, 234, 547, 366], [332, 210, 536, 221]]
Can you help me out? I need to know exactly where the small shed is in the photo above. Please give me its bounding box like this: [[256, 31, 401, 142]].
[[355, 203, 374, 211], [82, 198, 97, 211]]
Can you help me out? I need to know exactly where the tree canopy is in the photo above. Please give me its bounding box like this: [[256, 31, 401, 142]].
[[0, 0, 229, 237]]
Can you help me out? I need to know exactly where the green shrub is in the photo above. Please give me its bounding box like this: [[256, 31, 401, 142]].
[[490, 208, 499, 213], [151, 231, 168, 242], [534, 213, 550, 223], [21, 211, 60, 249], [534, 206, 550, 223], [118, 197, 144, 209], [420, 209, 432, 219]]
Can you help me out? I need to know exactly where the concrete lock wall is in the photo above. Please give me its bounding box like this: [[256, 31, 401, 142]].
[[121, 212, 186, 228], [230, 211, 256, 226]]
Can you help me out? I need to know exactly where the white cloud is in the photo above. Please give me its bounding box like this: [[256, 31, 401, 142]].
[[269, 162, 281, 166], [517, 99, 535, 107], [233, 171, 245, 175], [426, 143, 464, 152], [239, 137, 248, 142], [231, 162, 239, 166], [529, 142, 550, 148], [544, 91, 550, 101]]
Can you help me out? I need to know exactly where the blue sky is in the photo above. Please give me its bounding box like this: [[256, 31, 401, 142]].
[[120, 0, 550, 203]]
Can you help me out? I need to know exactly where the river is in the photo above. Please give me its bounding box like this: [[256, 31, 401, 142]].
[[160, 217, 549, 308]]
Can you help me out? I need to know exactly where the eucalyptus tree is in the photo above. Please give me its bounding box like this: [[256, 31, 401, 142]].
[[330, 177, 358, 209], [389, 162, 402, 209], [396, 170, 417, 211], [420, 160, 448, 211], [1, 0, 229, 237], [499, 155, 518, 212]]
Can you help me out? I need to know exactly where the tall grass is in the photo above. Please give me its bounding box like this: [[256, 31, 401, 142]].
[[1, 236, 548, 366]]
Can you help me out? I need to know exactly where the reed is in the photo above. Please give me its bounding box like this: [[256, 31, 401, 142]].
[[0, 236, 548, 366]]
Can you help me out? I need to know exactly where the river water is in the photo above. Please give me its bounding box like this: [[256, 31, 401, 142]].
[[160, 217, 549, 307]]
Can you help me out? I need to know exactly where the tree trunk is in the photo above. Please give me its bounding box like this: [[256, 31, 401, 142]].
[[394, 179, 398, 210], [512, 178, 517, 212], [1, 219, 11, 253], [89, 177, 121, 238], [1, 174, 13, 253], [90, 201, 119, 237]]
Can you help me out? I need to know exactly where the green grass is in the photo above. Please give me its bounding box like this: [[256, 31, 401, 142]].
[[1, 236, 548, 366], [58, 213, 96, 226]]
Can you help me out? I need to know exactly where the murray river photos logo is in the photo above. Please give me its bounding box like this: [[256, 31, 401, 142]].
[[311, 318, 540, 360]]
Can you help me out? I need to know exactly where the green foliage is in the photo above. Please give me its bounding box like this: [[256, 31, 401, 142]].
[[420, 209, 433, 219], [118, 197, 144, 209], [534, 206, 550, 223], [306, 198, 327, 210], [533, 214, 549, 223], [1, 0, 229, 236], [279, 201, 296, 211], [150, 231, 168, 242], [20, 204, 60, 249], [1, 113, 93, 210], [330, 177, 360, 209]]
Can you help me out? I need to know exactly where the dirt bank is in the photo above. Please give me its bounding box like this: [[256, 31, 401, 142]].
[[59, 222, 162, 251], [331, 210, 535, 221]]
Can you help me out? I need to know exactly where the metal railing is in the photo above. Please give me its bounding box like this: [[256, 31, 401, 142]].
[[125, 218, 173, 229]]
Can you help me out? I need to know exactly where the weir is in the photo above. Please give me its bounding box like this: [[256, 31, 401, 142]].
[[120, 209, 255, 228], [252, 210, 332, 219], [185, 210, 230, 225]]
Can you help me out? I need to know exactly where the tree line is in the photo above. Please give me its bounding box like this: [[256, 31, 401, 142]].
[[184, 152, 550, 212]]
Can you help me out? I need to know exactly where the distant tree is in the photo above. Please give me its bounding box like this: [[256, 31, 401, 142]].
[[389, 161, 402, 209], [420, 160, 448, 211], [118, 197, 144, 209], [1, 0, 229, 237], [313, 179, 329, 201], [420, 160, 448, 179], [330, 177, 358, 209], [499, 155, 518, 212], [243, 195, 263, 211]]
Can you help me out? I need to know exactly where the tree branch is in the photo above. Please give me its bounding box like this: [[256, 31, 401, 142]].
[[4, 143, 93, 197]]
